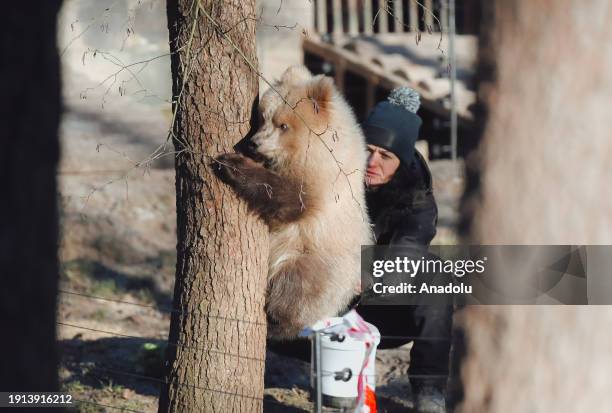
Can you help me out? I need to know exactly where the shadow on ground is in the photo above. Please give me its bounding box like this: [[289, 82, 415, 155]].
[[61, 256, 174, 309], [61, 337, 167, 398]]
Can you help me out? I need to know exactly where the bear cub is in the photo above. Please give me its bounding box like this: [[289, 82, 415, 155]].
[[215, 66, 372, 339]]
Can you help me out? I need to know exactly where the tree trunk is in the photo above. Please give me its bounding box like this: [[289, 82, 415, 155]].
[[158, 1, 268, 412], [0, 0, 63, 400], [459, 1, 612, 411]]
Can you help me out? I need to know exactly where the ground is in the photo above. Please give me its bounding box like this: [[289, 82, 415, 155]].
[[57, 98, 462, 412]]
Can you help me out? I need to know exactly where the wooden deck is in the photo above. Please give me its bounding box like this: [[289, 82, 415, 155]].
[[303, 33, 477, 123], [303, 0, 480, 158]]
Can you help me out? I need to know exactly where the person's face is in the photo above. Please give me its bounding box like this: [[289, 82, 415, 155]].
[[365, 144, 400, 187]]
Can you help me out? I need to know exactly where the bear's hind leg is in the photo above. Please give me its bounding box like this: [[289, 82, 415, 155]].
[[266, 256, 341, 339]]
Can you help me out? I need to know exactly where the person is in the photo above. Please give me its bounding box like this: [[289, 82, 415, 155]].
[[358, 86, 452, 413], [269, 87, 452, 413]]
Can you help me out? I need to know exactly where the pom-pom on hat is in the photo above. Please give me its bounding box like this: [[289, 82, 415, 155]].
[[363, 86, 422, 165]]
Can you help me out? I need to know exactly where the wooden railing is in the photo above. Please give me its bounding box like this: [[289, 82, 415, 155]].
[[314, 0, 447, 35], [313, 0, 479, 36]]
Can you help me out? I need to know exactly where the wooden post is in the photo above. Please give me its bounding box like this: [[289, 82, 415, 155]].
[[0, 0, 63, 397], [440, 0, 448, 32], [364, 0, 373, 34], [409, 0, 419, 31], [378, 0, 388, 33], [332, 0, 343, 35], [393, 0, 404, 32], [347, 0, 359, 35], [461, 1, 612, 411], [424, 0, 434, 31], [316, 0, 328, 33]]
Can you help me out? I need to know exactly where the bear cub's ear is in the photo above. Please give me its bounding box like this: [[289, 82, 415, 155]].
[[281, 65, 313, 85], [307, 76, 334, 109]]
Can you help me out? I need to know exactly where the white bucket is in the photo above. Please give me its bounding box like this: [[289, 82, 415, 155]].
[[309, 315, 380, 410]]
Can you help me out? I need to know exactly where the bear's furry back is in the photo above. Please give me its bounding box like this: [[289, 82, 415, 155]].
[[261, 66, 373, 339]]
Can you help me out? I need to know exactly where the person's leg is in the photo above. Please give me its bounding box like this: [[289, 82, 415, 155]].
[[408, 305, 452, 385], [359, 303, 452, 413], [409, 304, 453, 413]]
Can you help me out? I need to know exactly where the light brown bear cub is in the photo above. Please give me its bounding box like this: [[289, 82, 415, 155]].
[[215, 66, 372, 339]]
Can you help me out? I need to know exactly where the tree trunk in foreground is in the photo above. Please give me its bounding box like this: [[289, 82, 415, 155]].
[[459, 1, 612, 412], [158, 1, 268, 412], [0, 2, 63, 400]]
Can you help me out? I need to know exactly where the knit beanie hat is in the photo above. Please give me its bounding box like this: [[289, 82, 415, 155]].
[[363, 86, 422, 166]]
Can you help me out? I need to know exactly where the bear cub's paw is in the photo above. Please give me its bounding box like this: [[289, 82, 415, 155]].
[[213, 153, 256, 185]]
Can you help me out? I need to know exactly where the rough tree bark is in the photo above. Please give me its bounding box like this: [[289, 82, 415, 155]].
[[158, 1, 268, 412], [0, 1, 63, 400], [459, 1, 612, 412]]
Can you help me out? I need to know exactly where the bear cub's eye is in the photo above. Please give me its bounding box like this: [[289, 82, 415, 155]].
[[279, 123, 289, 132]]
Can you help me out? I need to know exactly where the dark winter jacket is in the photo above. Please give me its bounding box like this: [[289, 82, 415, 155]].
[[366, 150, 438, 247]]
